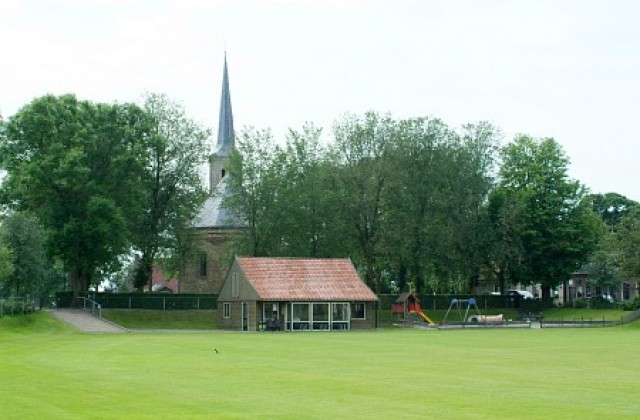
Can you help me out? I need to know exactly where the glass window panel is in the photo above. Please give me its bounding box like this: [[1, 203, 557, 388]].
[[332, 303, 349, 322], [351, 302, 366, 319], [263, 302, 278, 320], [313, 303, 329, 321], [292, 303, 310, 321]]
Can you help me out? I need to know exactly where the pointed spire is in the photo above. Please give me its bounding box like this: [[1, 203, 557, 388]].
[[217, 52, 234, 156]]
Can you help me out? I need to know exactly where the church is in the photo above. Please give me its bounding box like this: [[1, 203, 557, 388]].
[[179, 55, 245, 293]]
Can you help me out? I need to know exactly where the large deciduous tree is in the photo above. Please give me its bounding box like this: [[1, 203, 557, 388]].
[[225, 128, 283, 256], [0, 94, 150, 292], [131, 93, 210, 291], [383, 119, 499, 293], [489, 135, 601, 299], [331, 113, 395, 292], [226, 125, 346, 258]]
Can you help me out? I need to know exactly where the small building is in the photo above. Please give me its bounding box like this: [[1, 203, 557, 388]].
[[392, 292, 421, 319], [217, 257, 379, 331]]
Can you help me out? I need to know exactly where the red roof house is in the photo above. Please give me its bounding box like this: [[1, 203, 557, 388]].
[[217, 257, 378, 331]]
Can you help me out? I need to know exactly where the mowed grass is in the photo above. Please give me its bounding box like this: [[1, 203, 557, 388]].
[[1, 313, 640, 419]]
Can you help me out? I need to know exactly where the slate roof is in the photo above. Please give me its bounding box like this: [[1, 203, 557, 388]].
[[192, 177, 246, 229], [236, 257, 378, 301]]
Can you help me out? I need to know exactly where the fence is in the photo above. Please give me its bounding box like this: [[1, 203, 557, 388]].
[[378, 293, 532, 310], [78, 296, 102, 318], [56, 292, 217, 311], [0, 297, 39, 317], [541, 308, 640, 328]]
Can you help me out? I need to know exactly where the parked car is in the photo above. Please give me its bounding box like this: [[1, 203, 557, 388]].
[[595, 294, 615, 303], [507, 290, 535, 300]]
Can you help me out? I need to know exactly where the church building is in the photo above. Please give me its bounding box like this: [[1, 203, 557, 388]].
[[180, 55, 245, 293]]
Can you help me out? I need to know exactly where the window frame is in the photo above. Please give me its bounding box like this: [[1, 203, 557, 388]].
[[351, 302, 366, 320], [198, 253, 207, 277], [231, 272, 240, 298]]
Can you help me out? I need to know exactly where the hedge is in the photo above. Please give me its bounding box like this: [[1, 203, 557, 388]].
[[56, 292, 217, 310]]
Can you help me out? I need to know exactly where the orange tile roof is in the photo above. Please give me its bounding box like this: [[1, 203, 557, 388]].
[[236, 257, 378, 301]]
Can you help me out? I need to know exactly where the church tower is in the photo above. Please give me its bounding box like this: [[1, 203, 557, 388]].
[[209, 53, 234, 192], [181, 53, 243, 294]]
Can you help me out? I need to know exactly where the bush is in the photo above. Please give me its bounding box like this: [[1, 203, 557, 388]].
[[590, 296, 617, 309], [622, 297, 640, 311], [0, 299, 35, 316], [571, 299, 589, 309], [519, 298, 548, 314], [55, 292, 218, 310]]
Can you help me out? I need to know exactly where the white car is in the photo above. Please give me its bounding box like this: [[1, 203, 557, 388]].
[[507, 290, 535, 299]]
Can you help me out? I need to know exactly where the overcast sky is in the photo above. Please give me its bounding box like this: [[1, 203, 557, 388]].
[[1, 0, 639, 201]]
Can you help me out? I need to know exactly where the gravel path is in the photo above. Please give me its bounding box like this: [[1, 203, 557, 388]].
[[49, 309, 128, 333]]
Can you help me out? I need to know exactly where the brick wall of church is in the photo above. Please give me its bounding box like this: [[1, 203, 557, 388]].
[[180, 228, 240, 293]]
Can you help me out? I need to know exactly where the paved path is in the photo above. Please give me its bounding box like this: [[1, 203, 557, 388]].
[[49, 309, 128, 333]]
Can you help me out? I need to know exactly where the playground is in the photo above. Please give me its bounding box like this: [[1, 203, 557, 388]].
[[2, 312, 639, 419], [392, 293, 511, 328]]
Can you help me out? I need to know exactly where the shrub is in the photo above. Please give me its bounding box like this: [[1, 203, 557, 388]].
[[571, 299, 589, 309], [622, 297, 640, 311], [590, 296, 617, 309], [519, 298, 547, 314]]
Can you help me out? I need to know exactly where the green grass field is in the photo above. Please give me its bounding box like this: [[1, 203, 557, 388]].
[[1, 312, 639, 419]]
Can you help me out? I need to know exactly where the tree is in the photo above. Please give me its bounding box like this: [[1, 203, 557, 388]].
[[589, 192, 638, 228], [224, 123, 352, 272], [270, 125, 347, 258], [225, 128, 284, 256], [0, 94, 150, 292], [130, 93, 210, 291], [583, 193, 638, 293], [585, 231, 622, 294], [485, 187, 529, 292], [331, 113, 396, 292], [0, 243, 14, 294], [618, 207, 640, 279], [489, 135, 601, 299], [0, 212, 52, 297]]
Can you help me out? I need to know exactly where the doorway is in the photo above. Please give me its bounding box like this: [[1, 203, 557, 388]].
[[242, 302, 248, 331]]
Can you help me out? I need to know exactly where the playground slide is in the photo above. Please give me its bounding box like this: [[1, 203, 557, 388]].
[[418, 311, 435, 325]]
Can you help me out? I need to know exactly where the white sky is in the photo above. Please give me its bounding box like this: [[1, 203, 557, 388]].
[[1, 0, 639, 201]]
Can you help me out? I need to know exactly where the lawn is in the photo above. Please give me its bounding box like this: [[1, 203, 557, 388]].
[[1, 312, 639, 419]]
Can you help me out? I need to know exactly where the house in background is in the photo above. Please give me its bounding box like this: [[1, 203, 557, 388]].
[[217, 257, 379, 331], [149, 265, 179, 293]]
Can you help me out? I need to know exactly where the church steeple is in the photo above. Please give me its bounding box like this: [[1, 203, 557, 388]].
[[216, 53, 234, 156], [209, 53, 234, 192]]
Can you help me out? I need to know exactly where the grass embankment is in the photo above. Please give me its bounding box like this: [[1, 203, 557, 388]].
[[101, 309, 217, 329], [542, 308, 627, 321], [2, 312, 640, 419]]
